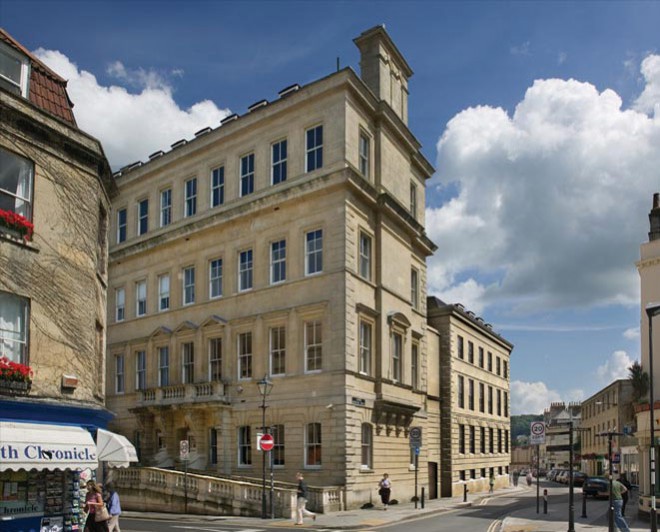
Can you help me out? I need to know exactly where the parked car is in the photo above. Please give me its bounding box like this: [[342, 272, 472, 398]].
[[571, 472, 587, 486], [583, 476, 609, 498], [547, 469, 559, 481], [556, 470, 569, 483]]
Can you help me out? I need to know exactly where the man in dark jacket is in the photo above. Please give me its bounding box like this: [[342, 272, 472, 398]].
[[295, 472, 316, 525], [619, 473, 632, 516]]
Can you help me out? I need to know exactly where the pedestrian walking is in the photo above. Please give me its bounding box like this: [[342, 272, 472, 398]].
[[612, 478, 631, 532], [513, 470, 520, 487], [105, 482, 122, 532], [84, 481, 109, 532], [526, 471, 533, 486], [294, 472, 316, 525], [619, 473, 632, 517], [378, 473, 392, 509], [489, 471, 495, 494]]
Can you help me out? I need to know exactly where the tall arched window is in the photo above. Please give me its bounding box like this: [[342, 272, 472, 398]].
[[361, 423, 373, 469]]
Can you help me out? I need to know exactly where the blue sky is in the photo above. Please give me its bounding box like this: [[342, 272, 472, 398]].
[[4, 1, 660, 414]]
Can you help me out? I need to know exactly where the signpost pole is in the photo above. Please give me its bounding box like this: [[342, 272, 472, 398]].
[[414, 450, 419, 509], [530, 422, 546, 516], [537, 445, 540, 513], [409, 427, 422, 510]]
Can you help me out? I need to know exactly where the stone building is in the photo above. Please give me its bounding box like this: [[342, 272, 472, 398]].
[[0, 28, 120, 532], [426, 298, 513, 496], [580, 379, 637, 480], [542, 402, 581, 470], [105, 26, 441, 508]]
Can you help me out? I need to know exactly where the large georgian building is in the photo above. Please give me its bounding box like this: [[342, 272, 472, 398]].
[[427, 298, 513, 497], [105, 26, 442, 508]]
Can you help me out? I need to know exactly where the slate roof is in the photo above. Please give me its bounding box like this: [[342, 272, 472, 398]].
[[0, 28, 77, 126]]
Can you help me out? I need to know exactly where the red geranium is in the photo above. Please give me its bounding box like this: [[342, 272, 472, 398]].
[[0, 208, 34, 240], [0, 356, 33, 383]]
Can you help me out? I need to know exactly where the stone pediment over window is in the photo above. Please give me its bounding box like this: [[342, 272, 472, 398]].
[[173, 320, 198, 334], [372, 399, 419, 437], [149, 326, 172, 339], [387, 311, 411, 329], [201, 315, 228, 328]]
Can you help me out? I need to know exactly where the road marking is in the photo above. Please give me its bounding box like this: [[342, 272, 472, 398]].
[[487, 519, 502, 532], [172, 528, 266, 532]]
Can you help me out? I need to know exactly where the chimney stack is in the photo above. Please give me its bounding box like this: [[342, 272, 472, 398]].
[[650, 192, 660, 242]]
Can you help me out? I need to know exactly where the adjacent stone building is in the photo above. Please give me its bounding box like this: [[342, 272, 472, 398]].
[[427, 298, 513, 496], [0, 28, 118, 532], [542, 402, 581, 471], [105, 26, 442, 508]]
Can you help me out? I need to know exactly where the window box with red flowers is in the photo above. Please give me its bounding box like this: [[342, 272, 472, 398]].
[[0, 356, 33, 395], [0, 208, 34, 241]]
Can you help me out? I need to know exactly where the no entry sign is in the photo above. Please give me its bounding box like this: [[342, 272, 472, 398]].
[[259, 433, 274, 451]]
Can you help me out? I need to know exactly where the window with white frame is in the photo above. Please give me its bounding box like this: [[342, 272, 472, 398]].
[[305, 320, 322, 372], [209, 338, 222, 381], [305, 229, 323, 275], [410, 268, 419, 310], [410, 182, 417, 218], [0, 291, 29, 363], [411, 340, 419, 390], [0, 147, 33, 223], [271, 140, 287, 184], [270, 240, 286, 284], [136, 350, 146, 391], [270, 326, 286, 376], [182, 342, 194, 384], [211, 166, 225, 207], [183, 266, 195, 305], [272, 424, 285, 466], [0, 43, 30, 97], [209, 258, 223, 298], [361, 423, 372, 469], [137, 198, 148, 236], [209, 428, 218, 465], [115, 354, 125, 393], [358, 320, 371, 375], [240, 153, 254, 197], [116, 208, 127, 243], [359, 133, 369, 177], [238, 332, 252, 379], [392, 331, 403, 382], [115, 288, 125, 322], [238, 425, 251, 466], [136, 280, 147, 317], [358, 232, 371, 281], [160, 188, 172, 227], [184, 177, 197, 217], [238, 249, 253, 291], [158, 346, 169, 386], [305, 422, 322, 467], [305, 125, 323, 172], [158, 274, 170, 311]]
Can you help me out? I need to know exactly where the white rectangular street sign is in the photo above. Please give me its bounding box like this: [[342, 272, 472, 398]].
[[530, 421, 546, 445]]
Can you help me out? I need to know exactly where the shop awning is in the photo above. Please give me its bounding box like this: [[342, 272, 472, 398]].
[[0, 421, 98, 471], [96, 428, 138, 468]]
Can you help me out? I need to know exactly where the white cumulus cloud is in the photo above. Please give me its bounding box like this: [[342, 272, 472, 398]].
[[596, 350, 634, 383], [33, 49, 231, 169], [623, 327, 640, 340], [428, 55, 660, 313], [510, 380, 561, 415]]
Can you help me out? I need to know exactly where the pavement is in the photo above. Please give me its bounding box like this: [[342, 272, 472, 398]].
[[122, 484, 648, 531]]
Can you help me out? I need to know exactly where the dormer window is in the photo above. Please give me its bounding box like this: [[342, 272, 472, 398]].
[[0, 42, 30, 98]]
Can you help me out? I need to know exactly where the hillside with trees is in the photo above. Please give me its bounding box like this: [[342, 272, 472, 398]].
[[511, 414, 543, 444]]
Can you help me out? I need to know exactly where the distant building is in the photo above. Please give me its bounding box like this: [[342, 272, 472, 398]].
[[427, 298, 513, 496], [542, 402, 581, 470]]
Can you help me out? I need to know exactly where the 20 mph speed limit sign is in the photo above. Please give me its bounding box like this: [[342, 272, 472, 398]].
[[530, 421, 546, 445]]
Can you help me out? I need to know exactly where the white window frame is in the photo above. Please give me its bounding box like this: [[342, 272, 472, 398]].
[[158, 274, 170, 311], [182, 342, 194, 384], [183, 266, 195, 305], [358, 232, 371, 281], [360, 423, 373, 470], [272, 424, 285, 467], [391, 331, 403, 382], [115, 354, 125, 394], [304, 229, 323, 276], [304, 320, 322, 373], [270, 239, 286, 285], [116, 208, 127, 243], [184, 177, 197, 217], [0, 147, 33, 225], [240, 153, 255, 197], [160, 188, 172, 227], [359, 133, 369, 177], [209, 258, 223, 299], [0, 43, 30, 97], [305, 125, 323, 173], [269, 326, 286, 376], [0, 290, 29, 364], [115, 288, 125, 322], [238, 249, 253, 292], [209, 337, 222, 381], [238, 331, 252, 380], [135, 350, 146, 391], [271, 139, 287, 185], [158, 346, 169, 387], [137, 198, 148, 236], [211, 166, 225, 207], [136, 280, 147, 317], [304, 422, 322, 467], [358, 320, 371, 375]]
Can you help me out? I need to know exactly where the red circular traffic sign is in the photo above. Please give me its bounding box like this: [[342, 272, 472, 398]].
[[260, 434, 274, 451]]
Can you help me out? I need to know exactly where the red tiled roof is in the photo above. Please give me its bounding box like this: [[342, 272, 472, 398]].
[[0, 28, 76, 126]]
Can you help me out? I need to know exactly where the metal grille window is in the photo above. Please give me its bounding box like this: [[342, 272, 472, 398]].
[[117, 208, 127, 243], [305, 125, 323, 172], [238, 426, 251, 466], [238, 332, 252, 379], [158, 346, 169, 386], [359, 232, 371, 281], [184, 177, 197, 217], [137, 198, 148, 235], [136, 280, 147, 317], [183, 266, 195, 305], [458, 376, 464, 408], [182, 343, 194, 384], [115, 354, 125, 393], [270, 326, 286, 376], [209, 258, 223, 298], [359, 321, 371, 375], [305, 229, 323, 275], [136, 350, 146, 391], [272, 424, 285, 466], [211, 166, 225, 207], [359, 134, 369, 177], [0, 291, 29, 364], [160, 188, 171, 227], [305, 321, 322, 372], [270, 240, 286, 284], [272, 140, 287, 185], [239, 249, 253, 291], [305, 422, 322, 466], [115, 288, 125, 322], [158, 275, 170, 311], [209, 338, 222, 381], [240, 153, 255, 196], [361, 423, 373, 469], [0, 147, 33, 222]]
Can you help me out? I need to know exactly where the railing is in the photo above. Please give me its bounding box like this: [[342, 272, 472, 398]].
[[137, 381, 228, 406], [109, 467, 344, 516]]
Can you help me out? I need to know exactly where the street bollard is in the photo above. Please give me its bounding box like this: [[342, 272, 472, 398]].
[[581, 491, 587, 519], [421, 487, 425, 509], [543, 488, 548, 514], [463, 483, 469, 502]]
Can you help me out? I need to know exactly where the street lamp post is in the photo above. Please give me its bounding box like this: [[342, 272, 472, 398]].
[[257, 375, 273, 519], [597, 430, 624, 532], [647, 302, 660, 532]]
